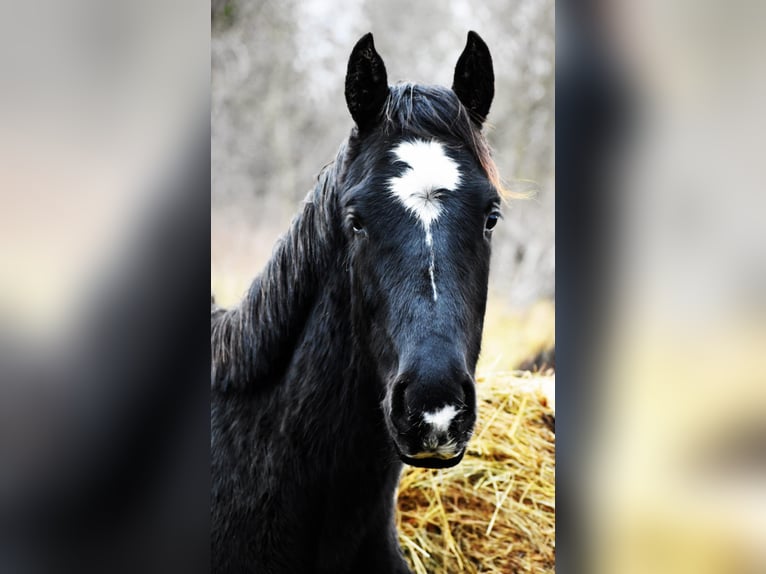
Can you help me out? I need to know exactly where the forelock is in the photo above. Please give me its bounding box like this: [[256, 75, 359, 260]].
[[380, 83, 504, 194]]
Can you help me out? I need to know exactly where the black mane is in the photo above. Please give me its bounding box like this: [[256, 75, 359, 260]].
[[211, 147, 344, 392]]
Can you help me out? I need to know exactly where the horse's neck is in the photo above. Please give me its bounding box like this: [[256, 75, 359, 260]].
[[211, 180, 340, 391], [297, 301, 398, 476]]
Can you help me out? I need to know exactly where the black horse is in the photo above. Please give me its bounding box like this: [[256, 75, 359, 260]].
[[211, 32, 502, 573]]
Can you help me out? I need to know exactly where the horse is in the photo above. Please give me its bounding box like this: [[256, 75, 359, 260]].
[[211, 31, 502, 573]]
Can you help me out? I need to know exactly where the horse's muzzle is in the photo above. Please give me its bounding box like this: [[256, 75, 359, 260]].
[[386, 361, 477, 468]]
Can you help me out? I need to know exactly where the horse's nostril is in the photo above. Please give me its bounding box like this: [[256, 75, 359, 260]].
[[390, 376, 409, 421], [460, 377, 475, 406]]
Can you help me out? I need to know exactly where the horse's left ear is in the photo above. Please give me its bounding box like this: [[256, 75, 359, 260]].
[[452, 31, 495, 125], [345, 33, 389, 131]]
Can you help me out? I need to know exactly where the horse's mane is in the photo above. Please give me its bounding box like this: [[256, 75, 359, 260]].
[[211, 149, 344, 392], [211, 84, 501, 391]]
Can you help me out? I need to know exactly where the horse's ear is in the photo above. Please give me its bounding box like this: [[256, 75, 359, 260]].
[[452, 31, 495, 125], [345, 33, 389, 131]]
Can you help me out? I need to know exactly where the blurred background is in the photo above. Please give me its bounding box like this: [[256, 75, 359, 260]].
[[0, 1, 210, 572], [558, 1, 766, 573], [211, 0, 556, 372]]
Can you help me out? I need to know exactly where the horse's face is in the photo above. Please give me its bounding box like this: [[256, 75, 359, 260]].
[[342, 33, 499, 469], [343, 135, 500, 468]]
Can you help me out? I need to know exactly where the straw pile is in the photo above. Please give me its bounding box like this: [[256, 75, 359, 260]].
[[396, 371, 555, 573]]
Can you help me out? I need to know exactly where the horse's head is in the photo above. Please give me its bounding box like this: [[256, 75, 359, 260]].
[[340, 33, 501, 469]]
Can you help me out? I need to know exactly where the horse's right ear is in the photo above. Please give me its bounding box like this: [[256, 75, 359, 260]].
[[345, 33, 389, 131]]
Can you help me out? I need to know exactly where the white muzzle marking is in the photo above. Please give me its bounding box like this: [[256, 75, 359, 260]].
[[423, 404, 459, 432]]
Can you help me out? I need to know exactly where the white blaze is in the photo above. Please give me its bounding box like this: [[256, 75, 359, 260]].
[[388, 140, 461, 302], [423, 405, 459, 432]]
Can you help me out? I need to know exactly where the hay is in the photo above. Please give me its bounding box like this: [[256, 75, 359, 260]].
[[396, 371, 556, 573]]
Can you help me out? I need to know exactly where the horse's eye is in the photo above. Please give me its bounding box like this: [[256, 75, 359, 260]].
[[485, 212, 501, 231], [349, 215, 365, 234]]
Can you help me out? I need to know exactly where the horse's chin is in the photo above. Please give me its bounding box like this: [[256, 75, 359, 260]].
[[398, 449, 465, 469]]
